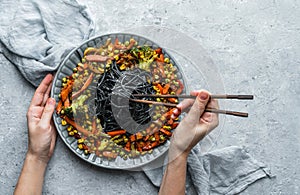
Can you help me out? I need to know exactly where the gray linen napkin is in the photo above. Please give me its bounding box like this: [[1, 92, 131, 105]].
[[0, 1, 272, 194], [143, 145, 272, 195], [0, 0, 95, 87]]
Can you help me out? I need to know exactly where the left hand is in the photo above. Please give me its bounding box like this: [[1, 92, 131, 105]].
[[26, 74, 57, 164]]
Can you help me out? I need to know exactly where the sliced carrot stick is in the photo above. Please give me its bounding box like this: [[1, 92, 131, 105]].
[[77, 67, 83, 72], [136, 132, 143, 140], [160, 128, 172, 137], [72, 73, 94, 99], [162, 83, 170, 94], [64, 116, 91, 136], [157, 54, 164, 62], [56, 100, 63, 114], [85, 55, 114, 62], [83, 63, 88, 69], [167, 119, 173, 125], [155, 48, 162, 55], [126, 39, 136, 50], [61, 81, 73, 102], [154, 132, 160, 141], [114, 37, 119, 46], [130, 134, 136, 142], [106, 129, 126, 137], [176, 80, 184, 95], [92, 119, 97, 134], [156, 83, 164, 94], [171, 122, 179, 129], [157, 62, 166, 78], [64, 97, 71, 108], [142, 141, 159, 150], [125, 141, 131, 152], [168, 98, 178, 103], [143, 135, 150, 141]]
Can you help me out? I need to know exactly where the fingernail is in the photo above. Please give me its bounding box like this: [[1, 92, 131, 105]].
[[173, 108, 178, 114], [171, 114, 176, 119], [176, 103, 182, 108], [199, 92, 209, 100]]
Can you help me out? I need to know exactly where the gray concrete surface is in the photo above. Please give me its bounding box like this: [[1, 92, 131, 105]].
[[1, 0, 300, 194]]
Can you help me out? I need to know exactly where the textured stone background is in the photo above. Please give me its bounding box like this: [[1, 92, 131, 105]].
[[1, 0, 300, 194]]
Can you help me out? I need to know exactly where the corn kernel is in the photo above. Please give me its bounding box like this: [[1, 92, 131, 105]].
[[78, 138, 84, 144], [120, 64, 126, 70], [78, 144, 83, 150], [67, 126, 73, 131], [61, 119, 67, 126], [68, 131, 74, 136], [163, 126, 171, 130]]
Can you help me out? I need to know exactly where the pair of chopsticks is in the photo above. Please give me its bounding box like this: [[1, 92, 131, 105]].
[[129, 94, 254, 117]]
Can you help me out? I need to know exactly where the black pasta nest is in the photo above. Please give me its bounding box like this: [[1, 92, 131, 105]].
[[95, 62, 156, 134]]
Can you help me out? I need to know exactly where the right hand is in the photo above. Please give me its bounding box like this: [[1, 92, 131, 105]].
[[169, 90, 219, 159]]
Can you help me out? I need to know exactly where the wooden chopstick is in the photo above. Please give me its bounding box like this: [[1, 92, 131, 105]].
[[133, 94, 254, 100], [129, 99, 249, 117]]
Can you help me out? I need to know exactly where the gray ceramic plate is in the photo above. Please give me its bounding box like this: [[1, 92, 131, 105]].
[[51, 33, 187, 169]]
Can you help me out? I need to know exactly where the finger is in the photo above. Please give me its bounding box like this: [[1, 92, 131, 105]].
[[27, 106, 44, 123], [184, 90, 210, 123], [171, 98, 195, 119], [171, 90, 208, 119], [201, 99, 219, 126], [30, 74, 53, 107], [42, 82, 52, 107], [40, 98, 56, 125], [49, 121, 57, 157]]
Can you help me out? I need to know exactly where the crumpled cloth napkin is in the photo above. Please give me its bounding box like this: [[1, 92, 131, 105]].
[[0, 1, 273, 194], [0, 0, 95, 87], [143, 146, 272, 195]]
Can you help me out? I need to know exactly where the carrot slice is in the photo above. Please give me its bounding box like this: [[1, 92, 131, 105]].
[[168, 98, 177, 103], [92, 119, 97, 134], [142, 141, 159, 150], [56, 100, 63, 114], [61, 81, 73, 102], [106, 130, 126, 137], [64, 116, 91, 136], [130, 134, 136, 142], [156, 84, 164, 94], [64, 97, 71, 108], [171, 122, 179, 129], [160, 128, 172, 137], [162, 83, 170, 94], [85, 55, 114, 62], [154, 132, 160, 141], [155, 48, 162, 55], [143, 135, 150, 141], [125, 141, 131, 152], [176, 80, 184, 95], [72, 73, 94, 99], [136, 132, 143, 140]]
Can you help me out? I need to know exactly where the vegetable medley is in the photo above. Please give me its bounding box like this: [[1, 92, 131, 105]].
[[56, 37, 184, 160]]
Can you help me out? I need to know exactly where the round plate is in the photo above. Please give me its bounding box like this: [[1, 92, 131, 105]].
[[51, 33, 187, 169]]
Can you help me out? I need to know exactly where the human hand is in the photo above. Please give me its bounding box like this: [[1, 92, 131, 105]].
[[169, 90, 219, 159], [26, 74, 57, 164]]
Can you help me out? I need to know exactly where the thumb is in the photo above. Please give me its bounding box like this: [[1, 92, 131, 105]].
[[40, 98, 56, 125], [184, 90, 210, 123]]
